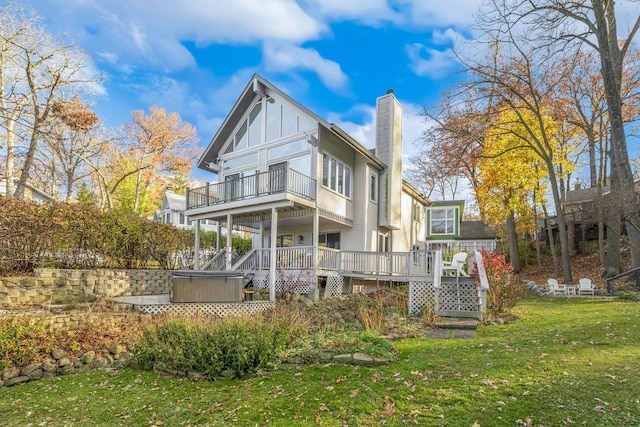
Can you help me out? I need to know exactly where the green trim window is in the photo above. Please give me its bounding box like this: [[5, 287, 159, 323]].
[[430, 207, 456, 235]]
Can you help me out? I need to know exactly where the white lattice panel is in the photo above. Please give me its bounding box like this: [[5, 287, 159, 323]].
[[253, 275, 269, 289], [135, 301, 275, 317], [342, 276, 353, 294], [251, 271, 314, 295], [324, 273, 343, 298], [279, 270, 315, 294], [409, 281, 438, 315], [439, 282, 481, 312]]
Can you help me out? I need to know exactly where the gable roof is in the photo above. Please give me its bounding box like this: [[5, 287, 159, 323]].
[[197, 74, 387, 173], [162, 191, 186, 211], [198, 74, 331, 172], [402, 180, 430, 206], [0, 177, 55, 202], [458, 221, 497, 240]]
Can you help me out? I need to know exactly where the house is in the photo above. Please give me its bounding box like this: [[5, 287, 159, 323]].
[[558, 178, 640, 252], [184, 74, 484, 316], [425, 200, 497, 256], [0, 177, 55, 203], [156, 190, 217, 231]]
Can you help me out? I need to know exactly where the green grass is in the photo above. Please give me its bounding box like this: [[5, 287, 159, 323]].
[[2, 296, 640, 426]]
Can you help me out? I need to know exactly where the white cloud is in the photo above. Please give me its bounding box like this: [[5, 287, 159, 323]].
[[301, 0, 403, 25], [406, 43, 460, 78], [326, 100, 428, 163], [432, 28, 465, 45], [398, 0, 482, 28], [263, 43, 348, 91]]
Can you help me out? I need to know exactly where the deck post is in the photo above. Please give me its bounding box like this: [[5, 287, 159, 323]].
[[216, 220, 221, 251], [194, 219, 201, 270], [226, 214, 232, 269], [269, 207, 278, 302], [313, 207, 319, 279]]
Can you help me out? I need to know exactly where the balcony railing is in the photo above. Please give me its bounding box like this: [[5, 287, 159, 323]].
[[187, 167, 316, 209]]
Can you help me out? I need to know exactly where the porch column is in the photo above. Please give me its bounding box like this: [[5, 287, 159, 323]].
[[226, 213, 233, 270], [313, 207, 319, 276], [194, 219, 201, 270], [259, 217, 265, 270], [269, 207, 278, 302], [216, 220, 221, 251]]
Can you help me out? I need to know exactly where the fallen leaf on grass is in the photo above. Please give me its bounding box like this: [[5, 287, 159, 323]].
[[382, 396, 395, 416]]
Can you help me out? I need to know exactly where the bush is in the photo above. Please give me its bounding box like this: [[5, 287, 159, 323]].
[[133, 315, 304, 379], [0, 317, 56, 368], [473, 248, 526, 317], [0, 198, 196, 274]]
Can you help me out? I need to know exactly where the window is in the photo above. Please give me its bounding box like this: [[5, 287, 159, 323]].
[[276, 234, 293, 247], [164, 212, 171, 224], [248, 103, 262, 147], [265, 98, 314, 142], [430, 207, 456, 235], [412, 202, 422, 222], [319, 232, 340, 249], [370, 173, 378, 203], [179, 213, 185, 225], [378, 233, 390, 252], [267, 138, 308, 160], [322, 154, 351, 197]]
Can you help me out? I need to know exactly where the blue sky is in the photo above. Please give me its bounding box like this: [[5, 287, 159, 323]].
[[26, 0, 483, 182]]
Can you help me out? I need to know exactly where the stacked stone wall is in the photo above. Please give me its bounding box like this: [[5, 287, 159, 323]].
[[0, 268, 172, 307]]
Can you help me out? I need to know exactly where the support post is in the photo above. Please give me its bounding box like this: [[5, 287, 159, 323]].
[[216, 220, 221, 251], [226, 214, 233, 270], [194, 219, 201, 270], [270, 207, 278, 302]]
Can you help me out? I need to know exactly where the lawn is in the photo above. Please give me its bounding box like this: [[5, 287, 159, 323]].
[[1, 296, 639, 426]]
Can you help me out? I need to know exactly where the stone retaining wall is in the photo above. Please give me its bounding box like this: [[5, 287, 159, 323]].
[[2, 309, 151, 332], [0, 346, 133, 388], [0, 268, 172, 307]]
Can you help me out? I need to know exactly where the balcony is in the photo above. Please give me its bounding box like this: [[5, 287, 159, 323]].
[[187, 167, 316, 210]]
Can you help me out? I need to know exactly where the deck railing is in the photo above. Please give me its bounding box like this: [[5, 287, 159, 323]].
[[201, 250, 226, 271], [318, 247, 340, 270], [232, 248, 437, 278], [187, 167, 316, 209]]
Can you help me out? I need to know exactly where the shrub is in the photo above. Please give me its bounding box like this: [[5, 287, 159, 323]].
[[473, 248, 526, 317], [0, 198, 199, 273], [0, 317, 56, 367], [133, 315, 304, 379]]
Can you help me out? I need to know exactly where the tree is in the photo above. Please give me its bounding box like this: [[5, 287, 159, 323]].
[[480, 0, 640, 273], [39, 97, 100, 200], [76, 182, 99, 208], [411, 95, 486, 208], [477, 108, 553, 271], [449, 25, 579, 282], [0, 1, 102, 199], [83, 107, 199, 214]]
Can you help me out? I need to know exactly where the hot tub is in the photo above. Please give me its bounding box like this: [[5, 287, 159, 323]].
[[171, 271, 244, 303]]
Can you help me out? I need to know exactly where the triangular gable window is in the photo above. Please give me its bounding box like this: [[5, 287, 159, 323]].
[[222, 96, 316, 155]]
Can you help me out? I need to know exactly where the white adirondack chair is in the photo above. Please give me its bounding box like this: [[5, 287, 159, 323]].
[[547, 278, 567, 296], [577, 278, 596, 296], [442, 252, 469, 277]]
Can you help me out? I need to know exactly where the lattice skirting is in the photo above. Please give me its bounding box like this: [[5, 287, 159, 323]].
[[135, 301, 275, 316], [324, 273, 343, 298], [251, 270, 316, 294], [439, 282, 481, 312], [409, 281, 438, 314]]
